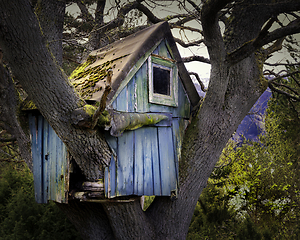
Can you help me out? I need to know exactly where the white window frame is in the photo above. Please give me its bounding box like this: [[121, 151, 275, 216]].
[[148, 55, 178, 107]]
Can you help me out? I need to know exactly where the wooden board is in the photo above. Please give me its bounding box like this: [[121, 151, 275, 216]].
[[104, 39, 192, 198], [28, 113, 69, 203]]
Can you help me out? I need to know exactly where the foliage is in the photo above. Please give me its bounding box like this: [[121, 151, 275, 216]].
[[188, 70, 300, 239], [187, 183, 239, 240], [0, 162, 81, 240]]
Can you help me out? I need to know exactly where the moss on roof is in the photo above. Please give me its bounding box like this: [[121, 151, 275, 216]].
[[69, 22, 200, 106]]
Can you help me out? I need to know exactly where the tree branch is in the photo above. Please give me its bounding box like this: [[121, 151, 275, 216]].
[[174, 37, 204, 48], [0, 0, 111, 179], [182, 55, 210, 64], [189, 72, 206, 92], [0, 137, 16, 142], [90, 1, 146, 37], [186, 0, 201, 13], [201, 0, 232, 64], [136, 2, 162, 23], [265, 62, 300, 67], [170, 15, 196, 27], [76, 0, 95, 22], [268, 70, 300, 101], [269, 82, 300, 101], [226, 18, 300, 65], [262, 37, 284, 57], [170, 25, 203, 34], [268, 70, 300, 83]]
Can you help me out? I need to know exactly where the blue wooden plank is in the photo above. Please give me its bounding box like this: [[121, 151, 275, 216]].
[[52, 126, 65, 202], [38, 115, 45, 203], [112, 99, 117, 109], [172, 119, 183, 189], [175, 79, 190, 118], [42, 118, 50, 203], [57, 133, 68, 203], [29, 114, 43, 203], [158, 127, 176, 196], [116, 84, 128, 111], [127, 75, 135, 112], [135, 62, 149, 112], [153, 47, 159, 55], [105, 155, 117, 198], [143, 127, 158, 196], [149, 103, 173, 114], [117, 131, 134, 196], [56, 132, 63, 202], [51, 125, 58, 202], [134, 128, 145, 195], [109, 155, 116, 197], [105, 133, 118, 157], [48, 123, 55, 202], [158, 40, 171, 59], [30, 115, 68, 203], [104, 167, 109, 198], [152, 128, 161, 195]]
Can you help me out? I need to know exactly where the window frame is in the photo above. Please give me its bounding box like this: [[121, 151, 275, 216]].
[[148, 54, 178, 107]]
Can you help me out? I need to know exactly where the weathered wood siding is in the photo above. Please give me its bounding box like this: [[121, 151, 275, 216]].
[[104, 40, 190, 197], [28, 113, 69, 204]]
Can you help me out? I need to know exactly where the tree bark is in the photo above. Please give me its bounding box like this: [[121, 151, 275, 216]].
[[0, 0, 300, 239], [35, 0, 66, 66], [0, 0, 111, 180], [0, 62, 32, 170]]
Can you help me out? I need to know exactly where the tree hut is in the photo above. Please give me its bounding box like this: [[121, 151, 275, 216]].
[[27, 21, 200, 203]]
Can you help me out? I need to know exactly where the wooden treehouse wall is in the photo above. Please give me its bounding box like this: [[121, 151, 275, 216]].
[[28, 40, 191, 202], [29, 113, 69, 204], [104, 40, 191, 198]]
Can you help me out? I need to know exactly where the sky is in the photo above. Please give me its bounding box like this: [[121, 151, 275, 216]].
[[66, 1, 299, 87]]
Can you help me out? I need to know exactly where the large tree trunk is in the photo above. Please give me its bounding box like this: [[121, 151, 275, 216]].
[[0, 0, 299, 239], [0, 0, 111, 180], [35, 0, 66, 66], [0, 60, 32, 170]]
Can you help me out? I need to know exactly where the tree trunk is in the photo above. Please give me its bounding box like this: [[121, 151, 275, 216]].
[[1, 0, 299, 239], [0, 0, 111, 180], [35, 0, 66, 66], [0, 61, 32, 170]]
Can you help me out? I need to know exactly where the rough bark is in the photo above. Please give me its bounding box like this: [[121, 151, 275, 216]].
[[0, 0, 300, 239], [57, 200, 115, 240], [35, 0, 66, 66], [0, 62, 32, 170], [0, 0, 111, 180], [88, 0, 106, 50]]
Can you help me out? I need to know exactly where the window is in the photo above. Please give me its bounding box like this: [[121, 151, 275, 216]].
[[148, 55, 178, 107], [153, 65, 170, 95]]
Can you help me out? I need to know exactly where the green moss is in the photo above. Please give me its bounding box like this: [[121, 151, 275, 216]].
[[69, 56, 112, 100], [22, 99, 37, 111], [83, 104, 97, 117], [179, 109, 200, 181], [70, 54, 129, 100], [69, 55, 98, 80], [97, 110, 111, 127], [254, 51, 268, 92]]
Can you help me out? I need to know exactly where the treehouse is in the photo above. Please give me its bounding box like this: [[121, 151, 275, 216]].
[[27, 21, 200, 203]]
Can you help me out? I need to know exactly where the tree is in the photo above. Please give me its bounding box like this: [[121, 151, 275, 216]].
[[0, 0, 300, 239], [203, 69, 300, 238], [0, 161, 81, 240], [188, 76, 300, 239]]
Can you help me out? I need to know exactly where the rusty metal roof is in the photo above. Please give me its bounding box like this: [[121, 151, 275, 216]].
[[69, 21, 200, 107]]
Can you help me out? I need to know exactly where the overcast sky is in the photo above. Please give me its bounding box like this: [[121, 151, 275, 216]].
[[67, 1, 299, 86]]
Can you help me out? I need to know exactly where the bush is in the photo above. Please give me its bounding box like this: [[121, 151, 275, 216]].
[[0, 162, 81, 240]]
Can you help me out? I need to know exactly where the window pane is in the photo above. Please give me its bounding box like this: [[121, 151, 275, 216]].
[[153, 67, 170, 95]]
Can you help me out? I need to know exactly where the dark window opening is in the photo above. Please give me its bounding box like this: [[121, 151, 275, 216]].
[[153, 66, 170, 95]]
